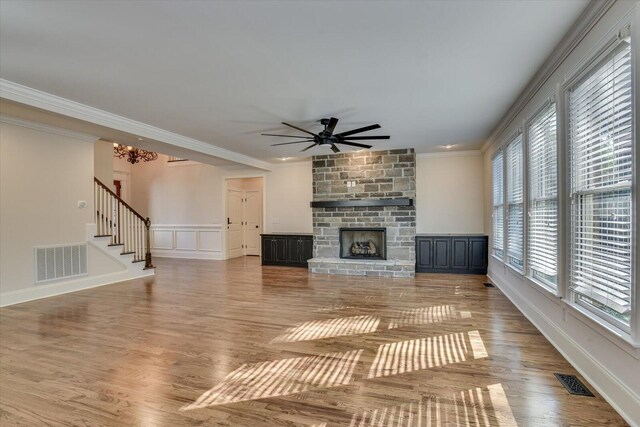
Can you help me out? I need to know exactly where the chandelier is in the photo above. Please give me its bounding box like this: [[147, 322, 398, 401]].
[[113, 143, 158, 164]]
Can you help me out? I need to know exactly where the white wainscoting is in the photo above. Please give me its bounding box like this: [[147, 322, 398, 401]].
[[151, 224, 223, 260]]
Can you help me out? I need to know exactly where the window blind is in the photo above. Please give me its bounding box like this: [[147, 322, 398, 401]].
[[527, 102, 558, 287], [492, 152, 504, 257], [568, 40, 633, 326], [506, 134, 524, 270]]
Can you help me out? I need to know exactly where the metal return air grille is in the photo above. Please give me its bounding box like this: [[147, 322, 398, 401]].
[[35, 244, 88, 283], [483, 282, 495, 288], [554, 373, 594, 397]]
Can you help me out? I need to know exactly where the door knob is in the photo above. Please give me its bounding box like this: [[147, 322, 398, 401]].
[[255, 225, 259, 228]]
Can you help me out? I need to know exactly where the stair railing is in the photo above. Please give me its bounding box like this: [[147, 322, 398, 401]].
[[94, 177, 154, 269]]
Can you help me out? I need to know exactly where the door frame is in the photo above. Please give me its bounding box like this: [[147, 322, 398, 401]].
[[223, 174, 267, 260], [243, 188, 263, 256]]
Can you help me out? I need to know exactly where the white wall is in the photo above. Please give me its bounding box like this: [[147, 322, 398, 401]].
[[482, 2, 639, 424], [0, 120, 128, 302], [416, 152, 484, 234]]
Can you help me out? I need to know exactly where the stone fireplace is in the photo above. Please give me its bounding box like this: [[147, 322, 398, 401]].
[[340, 227, 386, 260], [307, 149, 416, 277]]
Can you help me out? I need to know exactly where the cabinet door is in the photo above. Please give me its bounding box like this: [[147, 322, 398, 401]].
[[416, 238, 433, 269], [274, 237, 287, 263], [451, 238, 469, 270], [469, 237, 488, 270], [433, 238, 450, 269], [286, 236, 301, 263], [261, 237, 274, 263], [299, 237, 314, 263]]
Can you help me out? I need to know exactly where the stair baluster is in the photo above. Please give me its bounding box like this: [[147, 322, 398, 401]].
[[94, 177, 154, 269]]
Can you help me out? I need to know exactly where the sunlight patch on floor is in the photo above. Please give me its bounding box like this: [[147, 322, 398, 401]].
[[271, 315, 381, 343], [367, 330, 488, 379], [348, 383, 516, 427], [388, 305, 471, 329], [181, 350, 363, 410]]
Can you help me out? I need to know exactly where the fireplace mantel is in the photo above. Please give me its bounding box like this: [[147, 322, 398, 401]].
[[310, 198, 413, 208]]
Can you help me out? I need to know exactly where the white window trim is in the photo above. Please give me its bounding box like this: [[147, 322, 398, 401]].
[[562, 24, 636, 336], [505, 129, 525, 273], [491, 149, 506, 260], [524, 95, 560, 293]]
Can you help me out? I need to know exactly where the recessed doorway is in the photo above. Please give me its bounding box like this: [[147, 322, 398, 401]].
[[225, 177, 264, 259]]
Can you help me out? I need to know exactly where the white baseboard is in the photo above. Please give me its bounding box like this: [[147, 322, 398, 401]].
[[152, 249, 224, 260], [0, 269, 153, 307], [488, 271, 640, 426]]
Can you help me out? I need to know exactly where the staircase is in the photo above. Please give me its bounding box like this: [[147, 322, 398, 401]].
[[94, 177, 154, 270]]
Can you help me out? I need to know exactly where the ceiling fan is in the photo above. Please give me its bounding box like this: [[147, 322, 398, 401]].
[[262, 117, 390, 153]]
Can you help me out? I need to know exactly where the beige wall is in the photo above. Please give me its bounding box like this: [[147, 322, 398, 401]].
[[0, 121, 124, 296], [126, 156, 313, 233], [415, 153, 484, 234], [227, 177, 263, 191], [129, 155, 223, 224], [94, 140, 114, 189], [262, 162, 312, 233]]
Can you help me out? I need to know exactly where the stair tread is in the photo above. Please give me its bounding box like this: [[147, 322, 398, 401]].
[[132, 259, 145, 263], [108, 243, 124, 247], [143, 266, 156, 270], [94, 234, 112, 238], [120, 251, 136, 255]]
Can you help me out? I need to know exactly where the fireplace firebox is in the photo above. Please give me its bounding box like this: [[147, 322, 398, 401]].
[[339, 228, 386, 260]]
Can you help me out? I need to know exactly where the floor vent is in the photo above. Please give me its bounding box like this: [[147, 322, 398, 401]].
[[483, 282, 495, 288], [554, 373, 594, 396], [35, 243, 88, 283]]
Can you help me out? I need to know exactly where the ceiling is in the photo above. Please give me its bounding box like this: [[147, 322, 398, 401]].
[[0, 0, 589, 163]]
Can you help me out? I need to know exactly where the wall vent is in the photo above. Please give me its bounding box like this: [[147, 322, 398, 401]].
[[35, 243, 88, 283]]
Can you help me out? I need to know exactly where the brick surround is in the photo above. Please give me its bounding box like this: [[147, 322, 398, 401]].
[[308, 149, 416, 277]]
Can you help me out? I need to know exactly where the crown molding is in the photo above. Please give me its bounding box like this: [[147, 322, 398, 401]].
[[0, 114, 99, 142], [417, 150, 481, 159], [481, 0, 616, 154], [0, 79, 272, 171]]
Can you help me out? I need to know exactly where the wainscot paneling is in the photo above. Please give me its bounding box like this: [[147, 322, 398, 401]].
[[151, 225, 223, 260]]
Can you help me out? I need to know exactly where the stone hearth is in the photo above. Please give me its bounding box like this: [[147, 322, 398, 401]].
[[308, 149, 416, 278]]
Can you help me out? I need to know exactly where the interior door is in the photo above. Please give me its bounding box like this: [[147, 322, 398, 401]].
[[243, 190, 262, 256], [227, 188, 243, 259]]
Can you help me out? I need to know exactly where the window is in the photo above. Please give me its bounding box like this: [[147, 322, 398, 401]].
[[506, 134, 524, 271], [568, 39, 633, 328], [492, 151, 504, 258], [527, 102, 558, 288]]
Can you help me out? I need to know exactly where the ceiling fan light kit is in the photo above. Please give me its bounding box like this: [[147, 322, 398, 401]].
[[262, 117, 390, 153]]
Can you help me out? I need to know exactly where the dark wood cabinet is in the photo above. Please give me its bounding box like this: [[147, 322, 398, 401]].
[[416, 235, 487, 274], [262, 234, 313, 267], [261, 235, 286, 263]]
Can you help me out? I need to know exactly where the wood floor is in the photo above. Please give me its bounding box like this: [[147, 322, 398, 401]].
[[0, 257, 628, 426]]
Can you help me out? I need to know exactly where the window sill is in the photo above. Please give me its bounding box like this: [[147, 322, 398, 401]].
[[526, 276, 561, 299], [505, 263, 524, 277], [563, 300, 640, 357]]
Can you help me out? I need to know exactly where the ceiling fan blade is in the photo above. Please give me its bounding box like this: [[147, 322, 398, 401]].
[[271, 140, 315, 146], [342, 135, 390, 140], [262, 133, 314, 139], [336, 124, 381, 137], [330, 144, 340, 153], [301, 143, 318, 152], [336, 141, 372, 149], [281, 122, 317, 137], [325, 117, 339, 135]]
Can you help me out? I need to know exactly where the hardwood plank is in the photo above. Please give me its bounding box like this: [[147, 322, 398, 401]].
[[0, 257, 628, 426]]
